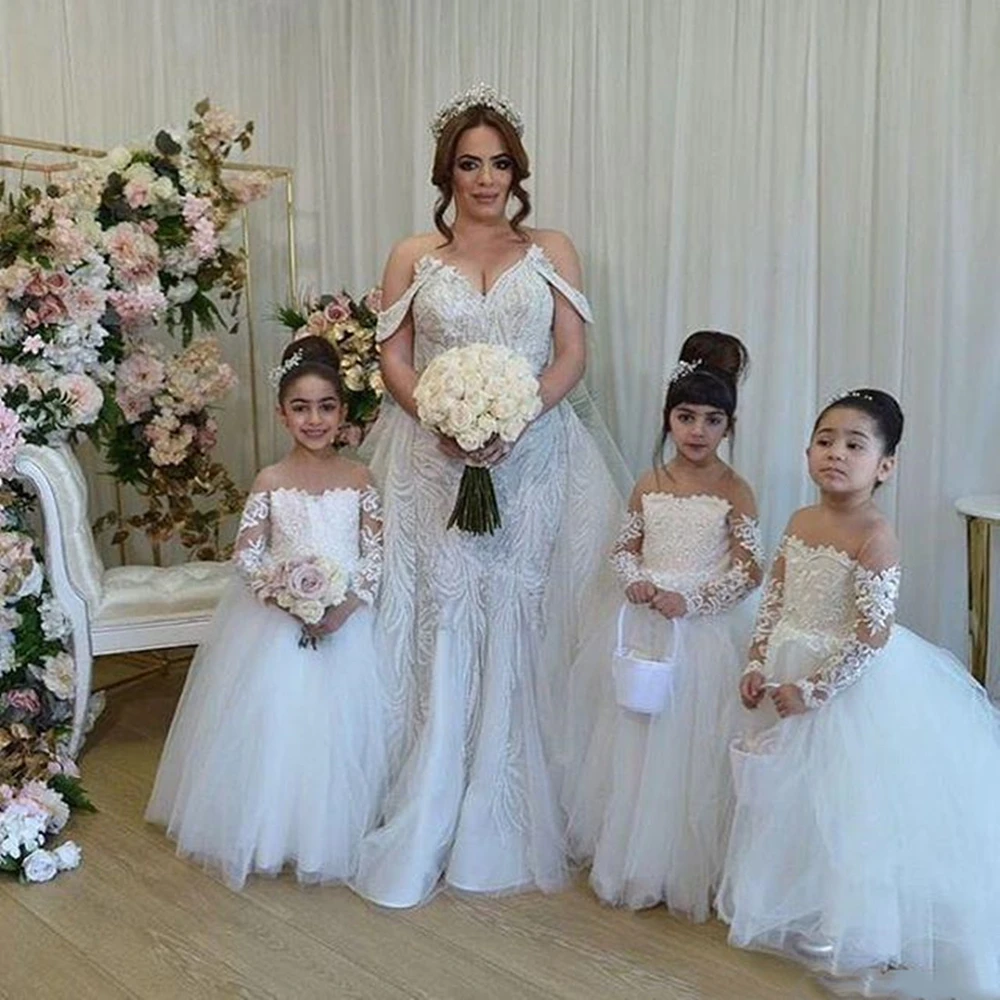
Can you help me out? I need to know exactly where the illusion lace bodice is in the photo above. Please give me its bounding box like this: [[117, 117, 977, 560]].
[[611, 493, 763, 617], [747, 534, 900, 708], [232, 486, 383, 605], [377, 244, 592, 374]]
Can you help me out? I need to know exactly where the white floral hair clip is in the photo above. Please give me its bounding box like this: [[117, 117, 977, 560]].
[[666, 358, 702, 388], [268, 350, 303, 389], [430, 83, 524, 139]]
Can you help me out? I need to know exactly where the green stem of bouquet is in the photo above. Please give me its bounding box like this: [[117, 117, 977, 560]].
[[447, 465, 501, 535]]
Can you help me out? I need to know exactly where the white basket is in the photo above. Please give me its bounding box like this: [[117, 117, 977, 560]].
[[612, 604, 677, 715]]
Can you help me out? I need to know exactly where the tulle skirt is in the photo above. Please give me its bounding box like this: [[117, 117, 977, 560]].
[[562, 599, 754, 917], [717, 626, 1000, 998], [146, 582, 389, 890]]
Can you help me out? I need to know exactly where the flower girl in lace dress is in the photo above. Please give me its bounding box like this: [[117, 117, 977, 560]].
[[146, 336, 388, 889], [562, 332, 762, 917], [719, 389, 1000, 999]]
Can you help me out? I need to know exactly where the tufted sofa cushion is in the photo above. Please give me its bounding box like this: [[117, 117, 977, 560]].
[[97, 561, 232, 624]]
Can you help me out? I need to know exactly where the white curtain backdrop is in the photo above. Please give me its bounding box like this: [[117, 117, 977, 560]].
[[1, 0, 998, 680]]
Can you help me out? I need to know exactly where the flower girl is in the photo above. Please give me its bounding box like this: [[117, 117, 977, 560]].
[[562, 332, 762, 917], [146, 336, 388, 889], [719, 389, 1000, 999]]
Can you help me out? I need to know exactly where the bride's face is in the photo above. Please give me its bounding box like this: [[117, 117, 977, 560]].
[[452, 125, 514, 223]]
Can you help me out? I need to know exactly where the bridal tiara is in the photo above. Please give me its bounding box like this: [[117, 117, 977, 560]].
[[430, 83, 524, 139], [267, 350, 303, 388], [665, 358, 702, 387], [825, 388, 877, 406]]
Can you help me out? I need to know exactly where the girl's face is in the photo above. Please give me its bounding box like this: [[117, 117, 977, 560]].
[[807, 406, 895, 496], [278, 373, 344, 452], [452, 125, 514, 224], [668, 403, 730, 464]]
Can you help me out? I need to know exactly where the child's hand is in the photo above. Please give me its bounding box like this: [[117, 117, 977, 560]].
[[770, 683, 808, 717], [310, 595, 362, 637], [625, 581, 656, 604], [650, 589, 687, 619], [740, 669, 767, 709]]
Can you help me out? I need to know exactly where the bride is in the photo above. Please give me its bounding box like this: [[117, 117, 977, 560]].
[[353, 84, 623, 907]]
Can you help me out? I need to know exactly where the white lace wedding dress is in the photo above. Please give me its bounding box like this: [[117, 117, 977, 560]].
[[146, 487, 388, 890], [352, 244, 623, 907], [717, 534, 1000, 999], [561, 493, 760, 916]]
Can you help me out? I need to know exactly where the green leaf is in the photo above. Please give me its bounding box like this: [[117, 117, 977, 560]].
[[50, 774, 97, 813], [154, 130, 182, 157], [194, 98, 211, 117]]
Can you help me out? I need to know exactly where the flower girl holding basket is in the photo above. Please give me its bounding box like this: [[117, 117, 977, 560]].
[[562, 332, 762, 917]]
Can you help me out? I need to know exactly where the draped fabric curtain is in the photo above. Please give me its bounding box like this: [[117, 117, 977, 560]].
[[2, 0, 998, 680]]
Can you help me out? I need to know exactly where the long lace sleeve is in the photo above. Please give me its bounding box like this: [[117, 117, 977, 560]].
[[610, 507, 646, 587], [351, 485, 383, 605], [678, 511, 764, 617], [795, 532, 900, 709], [744, 538, 787, 676], [232, 491, 272, 599]]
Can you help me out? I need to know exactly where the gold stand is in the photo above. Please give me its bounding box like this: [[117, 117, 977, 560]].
[[957, 497, 1000, 687]]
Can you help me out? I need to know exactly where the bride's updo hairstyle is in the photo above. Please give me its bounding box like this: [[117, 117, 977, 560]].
[[431, 105, 531, 244], [657, 330, 750, 460], [814, 389, 904, 458], [276, 335, 344, 405]]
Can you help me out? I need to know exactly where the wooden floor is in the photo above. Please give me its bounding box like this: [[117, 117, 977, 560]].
[[0, 657, 829, 1000]]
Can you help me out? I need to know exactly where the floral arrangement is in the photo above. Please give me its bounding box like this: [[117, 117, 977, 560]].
[[93, 337, 244, 562], [251, 555, 348, 647], [75, 99, 270, 345], [0, 492, 94, 882], [0, 179, 118, 450], [276, 289, 383, 443], [412, 343, 541, 534]]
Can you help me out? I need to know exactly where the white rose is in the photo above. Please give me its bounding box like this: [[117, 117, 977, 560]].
[[53, 840, 82, 871], [492, 395, 519, 421], [22, 848, 58, 883], [150, 176, 176, 202], [446, 400, 475, 434], [124, 161, 156, 185], [294, 599, 325, 626], [499, 418, 527, 443], [42, 652, 75, 701], [456, 431, 485, 453], [166, 278, 197, 305], [106, 146, 132, 171]]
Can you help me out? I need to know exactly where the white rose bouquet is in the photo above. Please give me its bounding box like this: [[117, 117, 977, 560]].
[[413, 343, 542, 535], [252, 555, 349, 648]]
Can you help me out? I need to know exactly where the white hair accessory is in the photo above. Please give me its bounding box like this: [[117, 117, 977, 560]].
[[666, 358, 702, 387], [825, 388, 876, 406], [430, 83, 524, 139], [268, 350, 303, 389]]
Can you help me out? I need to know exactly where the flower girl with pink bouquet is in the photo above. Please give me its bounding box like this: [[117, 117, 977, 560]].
[[146, 335, 389, 889]]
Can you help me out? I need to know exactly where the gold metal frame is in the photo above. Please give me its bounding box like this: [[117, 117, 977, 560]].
[[0, 131, 297, 551], [965, 514, 995, 687]]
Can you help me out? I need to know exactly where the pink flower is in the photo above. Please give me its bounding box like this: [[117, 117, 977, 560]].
[[24, 274, 48, 298], [45, 271, 71, 295], [55, 374, 104, 426], [195, 417, 218, 452], [124, 177, 152, 209], [22, 334, 46, 355], [0, 404, 23, 477], [190, 217, 218, 261], [0, 263, 34, 299], [3, 689, 41, 716], [306, 311, 331, 336], [181, 195, 211, 226], [226, 172, 271, 205], [63, 285, 107, 327], [323, 300, 351, 324], [108, 284, 168, 330], [286, 560, 329, 602], [22, 308, 41, 330], [36, 296, 65, 325], [103, 222, 160, 285], [45, 220, 90, 266]]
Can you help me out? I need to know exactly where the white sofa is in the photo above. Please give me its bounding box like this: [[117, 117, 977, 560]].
[[13, 444, 231, 755]]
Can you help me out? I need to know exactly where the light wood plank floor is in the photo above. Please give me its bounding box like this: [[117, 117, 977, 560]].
[[0, 657, 829, 1000]]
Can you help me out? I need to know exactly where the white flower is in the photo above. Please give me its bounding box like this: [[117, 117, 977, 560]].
[[293, 599, 325, 625], [22, 848, 59, 883], [0, 636, 16, 676], [53, 840, 82, 871], [19, 781, 70, 833], [106, 146, 133, 172], [150, 176, 176, 202], [123, 161, 156, 186], [38, 596, 69, 640], [41, 651, 75, 701], [0, 801, 48, 858], [166, 278, 198, 305]]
